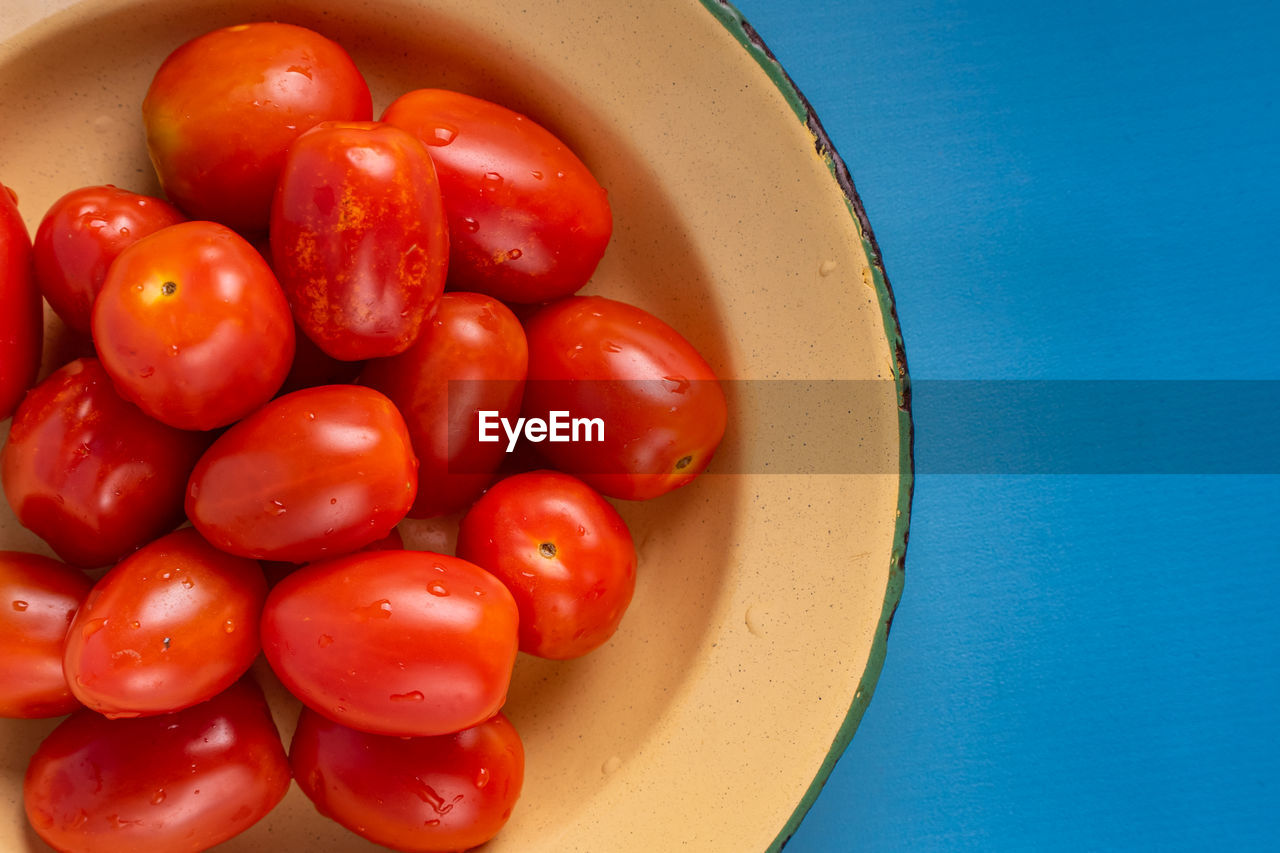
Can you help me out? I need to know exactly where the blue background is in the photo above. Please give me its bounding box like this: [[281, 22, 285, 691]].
[[728, 0, 1280, 849]]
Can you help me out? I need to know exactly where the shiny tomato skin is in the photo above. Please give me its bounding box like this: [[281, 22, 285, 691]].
[[261, 549, 519, 737], [0, 551, 92, 718], [522, 295, 727, 500], [271, 120, 448, 361], [33, 185, 185, 335], [186, 385, 417, 563], [0, 183, 42, 421], [457, 470, 636, 659], [381, 89, 611, 303], [63, 528, 267, 718], [91, 220, 295, 430], [142, 22, 372, 233], [24, 677, 290, 853], [291, 708, 524, 853], [360, 292, 527, 518], [1, 358, 209, 568]]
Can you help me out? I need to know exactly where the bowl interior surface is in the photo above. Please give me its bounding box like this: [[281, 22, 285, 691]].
[[0, 1, 908, 850]]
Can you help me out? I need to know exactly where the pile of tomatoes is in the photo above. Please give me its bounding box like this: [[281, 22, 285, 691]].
[[0, 20, 726, 853]]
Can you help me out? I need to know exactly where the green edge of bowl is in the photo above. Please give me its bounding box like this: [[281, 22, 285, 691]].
[[698, 2, 914, 849]]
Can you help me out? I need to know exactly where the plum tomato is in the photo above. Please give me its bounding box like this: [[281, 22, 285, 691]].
[[0, 183, 42, 421], [457, 470, 636, 659], [142, 22, 372, 233], [1, 358, 209, 568], [62, 528, 267, 718], [24, 677, 290, 853], [382, 89, 612, 303], [0, 551, 92, 718], [261, 549, 518, 737], [291, 707, 524, 853], [185, 385, 417, 563], [359, 292, 528, 518], [521, 295, 727, 500], [271, 120, 449, 361], [33, 185, 185, 335], [91, 220, 296, 430]]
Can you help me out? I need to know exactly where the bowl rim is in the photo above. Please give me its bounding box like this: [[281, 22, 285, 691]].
[[699, 2, 914, 848]]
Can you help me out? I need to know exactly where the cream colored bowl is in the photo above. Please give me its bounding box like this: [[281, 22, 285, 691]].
[[0, 0, 910, 850]]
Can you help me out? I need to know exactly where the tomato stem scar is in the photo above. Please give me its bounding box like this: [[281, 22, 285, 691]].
[[675, 455, 693, 469], [538, 542, 557, 558], [161, 281, 177, 295]]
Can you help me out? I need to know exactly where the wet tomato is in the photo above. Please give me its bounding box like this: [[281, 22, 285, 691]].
[[63, 528, 267, 718], [521, 295, 727, 500], [143, 22, 371, 233], [291, 708, 524, 853], [0, 551, 92, 718], [1, 358, 209, 568], [271, 120, 448, 361], [360, 292, 527, 518], [382, 89, 611, 303], [457, 470, 636, 659], [33, 185, 185, 335], [0, 183, 41, 421], [24, 678, 290, 853], [185, 385, 417, 563], [91, 220, 296, 431], [261, 549, 518, 737]]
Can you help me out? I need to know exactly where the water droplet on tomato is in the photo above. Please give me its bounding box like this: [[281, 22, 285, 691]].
[[427, 582, 448, 597], [139, 366, 155, 378], [150, 789, 166, 805], [508, 248, 523, 260], [265, 499, 287, 516], [390, 690, 425, 702], [318, 634, 334, 648], [355, 599, 393, 619], [223, 620, 236, 633], [475, 767, 491, 789], [482, 171, 503, 189], [531, 169, 544, 180], [82, 617, 108, 639], [426, 819, 441, 827], [181, 577, 194, 589], [11, 600, 27, 611], [428, 124, 458, 145], [462, 217, 479, 233]]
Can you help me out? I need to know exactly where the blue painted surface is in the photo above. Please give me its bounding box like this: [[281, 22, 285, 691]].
[[727, 0, 1280, 849]]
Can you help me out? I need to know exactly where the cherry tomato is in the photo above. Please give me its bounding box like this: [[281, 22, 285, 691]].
[[0, 551, 92, 718], [62, 528, 267, 718], [185, 385, 417, 562], [291, 707, 524, 853], [32, 185, 185, 335], [521, 295, 727, 499], [92, 220, 296, 430], [261, 549, 518, 737], [271, 120, 448, 360], [24, 677, 290, 853], [142, 22, 372, 233], [360, 292, 527, 518], [0, 183, 41, 420], [382, 89, 612, 303], [457, 470, 636, 659], [1, 358, 209, 568]]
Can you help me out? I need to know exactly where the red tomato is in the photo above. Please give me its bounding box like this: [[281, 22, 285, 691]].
[[522, 295, 727, 500], [185, 385, 417, 562], [291, 708, 524, 853], [92, 220, 296, 430], [0, 183, 42, 420], [271, 120, 449, 360], [24, 677, 290, 853], [457, 470, 636, 659], [0, 551, 92, 718], [261, 549, 518, 737], [382, 89, 612, 303], [33, 185, 185, 335], [360, 292, 528, 518], [1, 358, 209, 568], [142, 22, 372, 233], [62, 528, 267, 718]]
